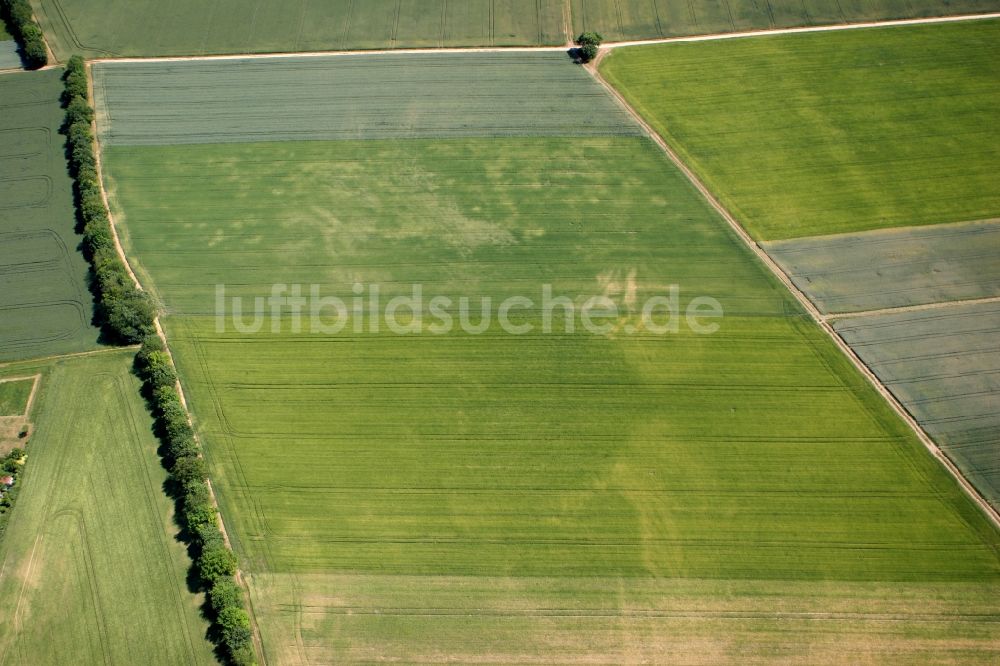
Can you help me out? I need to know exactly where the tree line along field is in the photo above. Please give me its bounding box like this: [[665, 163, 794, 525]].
[[0, 350, 216, 665], [600, 20, 1000, 240], [0, 68, 102, 362], [95, 52, 1000, 663], [31, 0, 1000, 59]]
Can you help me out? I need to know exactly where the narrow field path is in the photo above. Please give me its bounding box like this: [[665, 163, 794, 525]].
[[586, 63, 1000, 531], [826, 295, 1000, 320], [88, 11, 1000, 65], [0, 346, 137, 369]]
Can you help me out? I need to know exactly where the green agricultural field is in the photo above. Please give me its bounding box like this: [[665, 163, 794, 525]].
[[95, 52, 1000, 662], [765, 219, 1000, 314], [32, 0, 1000, 60], [0, 69, 102, 362], [92, 53, 640, 146], [0, 378, 33, 416], [32, 0, 569, 60], [835, 302, 1000, 509], [600, 20, 1000, 240], [0, 350, 216, 665]]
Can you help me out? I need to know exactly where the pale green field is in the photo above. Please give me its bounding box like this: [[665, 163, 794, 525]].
[[600, 20, 1000, 239], [92, 53, 640, 146], [0, 69, 102, 361], [834, 302, 1000, 509], [764, 219, 1000, 314], [0, 351, 216, 666]]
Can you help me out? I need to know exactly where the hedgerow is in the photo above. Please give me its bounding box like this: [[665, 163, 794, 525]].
[[134, 335, 256, 666], [0, 0, 47, 68], [62, 63, 256, 665], [62, 56, 156, 345]]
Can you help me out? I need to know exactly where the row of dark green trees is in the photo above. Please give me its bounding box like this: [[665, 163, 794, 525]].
[[62, 55, 157, 345], [62, 57, 256, 666], [0, 0, 47, 68]]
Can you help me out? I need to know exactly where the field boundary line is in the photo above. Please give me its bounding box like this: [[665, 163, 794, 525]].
[[0, 346, 136, 369], [85, 11, 1000, 65], [588, 63, 1000, 532], [827, 295, 1000, 321], [85, 63, 269, 664]]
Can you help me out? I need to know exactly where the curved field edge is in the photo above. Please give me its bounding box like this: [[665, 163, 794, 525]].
[[0, 350, 216, 666]]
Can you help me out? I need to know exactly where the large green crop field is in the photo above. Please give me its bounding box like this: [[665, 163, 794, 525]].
[[94, 52, 1000, 662], [0, 350, 216, 665], [0, 69, 102, 362], [32, 0, 1000, 59], [600, 20, 1000, 240]]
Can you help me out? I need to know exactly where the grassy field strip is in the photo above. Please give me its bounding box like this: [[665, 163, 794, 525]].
[[247, 573, 1000, 665], [764, 219, 1000, 314], [0, 68, 102, 362], [92, 53, 639, 146], [0, 376, 38, 417], [0, 351, 216, 665], [834, 302, 1000, 509], [599, 21, 1000, 240]]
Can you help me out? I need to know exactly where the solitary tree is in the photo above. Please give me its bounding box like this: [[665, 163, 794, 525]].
[[575, 31, 603, 63]]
